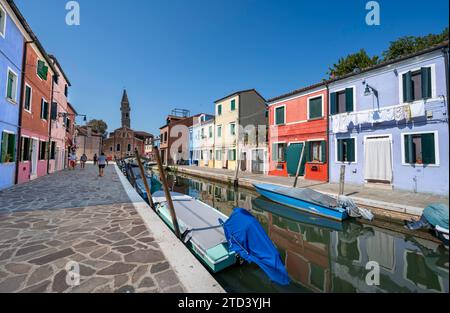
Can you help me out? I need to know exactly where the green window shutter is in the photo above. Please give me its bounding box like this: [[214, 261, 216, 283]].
[[330, 92, 337, 115], [345, 88, 353, 112], [321, 141, 327, 163], [304, 141, 311, 162], [421, 133, 435, 164], [218, 105, 222, 115], [7, 73, 14, 99], [275, 107, 285, 125], [404, 135, 415, 164], [403, 71, 413, 102], [25, 86, 31, 109], [1, 132, 7, 163], [37, 60, 48, 80], [346, 138, 355, 162], [309, 97, 322, 119], [231, 100, 236, 111], [337, 139, 343, 162], [421, 67, 432, 99], [7, 134, 15, 162]]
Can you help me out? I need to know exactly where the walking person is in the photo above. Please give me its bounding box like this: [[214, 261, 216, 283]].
[[93, 153, 98, 165], [80, 153, 88, 169], [69, 151, 77, 170], [98, 152, 107, 177]]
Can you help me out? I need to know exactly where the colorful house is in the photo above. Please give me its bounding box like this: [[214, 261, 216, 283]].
[[213, 89, 267, 173], [0, 0, 27, 189], [191, 114, 214, 167], [267, 83, 329, 181], [328, 42, 449, 195]]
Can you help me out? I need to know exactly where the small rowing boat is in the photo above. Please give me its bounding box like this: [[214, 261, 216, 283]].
[[152, 191, 237, 273], [253, 184, 348, 221]]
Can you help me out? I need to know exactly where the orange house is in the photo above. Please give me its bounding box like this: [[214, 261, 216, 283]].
[[267, 83, 328, 181]]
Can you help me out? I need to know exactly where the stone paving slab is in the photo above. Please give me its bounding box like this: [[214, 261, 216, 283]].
[[0, 165, 185, 293]]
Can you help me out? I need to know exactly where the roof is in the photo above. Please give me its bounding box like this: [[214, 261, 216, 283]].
[[7, 0, 58, 76], [267, 41, 449, 103], [214, 89, 266, 103], [48, 54, 71, 86], [134, 131, 154, 138], [76, 125, 102, 137], [67, 102, 78, 115]]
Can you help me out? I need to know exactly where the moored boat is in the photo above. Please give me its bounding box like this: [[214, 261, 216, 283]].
[[253, 183, 348, 221]]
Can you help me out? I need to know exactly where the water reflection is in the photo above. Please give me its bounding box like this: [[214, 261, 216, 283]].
[[165, 174, 449, 293]]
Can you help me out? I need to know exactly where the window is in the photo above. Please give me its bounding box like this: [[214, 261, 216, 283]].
[[37, 60, 48, 80], [330, 88, 354, 115], [20, 137, 31, 161], [39, 141, 47, 160], [217, 104, 222, 116], [215, 150, 222, 161], [404, 133, 436, 165], [64, 85, 69, 97], [24, 85, 32, 112], [6, 69, 18, 102], [66, 118, 71, 131], [308, 141, 326, 163], [127, 144, 131, 152], [228, 149, 236, 161], [308, 96, 323, 119], [0, 5, 6, 38], [229, 123, 236, 136], [201, 128, 205, 138], [110, 146, 113, 152], [209, 126, 213, 138], [50, 141, 56, 160], [0, 132, 16, 163], [116, 144, 121, 151], [40, 99, 49, 120], [164, 132, 168, 142], [53, 75, 59, 85], [217, 125, 222, 138], [402, 67, 432, 102], [178, 146, 182, 153], [272, 143, 286, 162], [275, 106, 285, 125], [337, 138, 356, 163], [231, 99, 236, 111]]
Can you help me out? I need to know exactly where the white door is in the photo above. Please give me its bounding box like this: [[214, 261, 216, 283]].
[[30, 139, 38, 179], [364, 136, 392, 183]]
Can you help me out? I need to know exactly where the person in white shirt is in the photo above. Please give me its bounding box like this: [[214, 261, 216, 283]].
[[97, 152, 107, 177]]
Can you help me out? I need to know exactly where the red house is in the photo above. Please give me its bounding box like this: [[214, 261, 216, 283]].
[[267, 83, 328, 181]]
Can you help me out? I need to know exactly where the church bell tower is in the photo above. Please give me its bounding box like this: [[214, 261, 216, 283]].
[[121, 89, 131, 128]]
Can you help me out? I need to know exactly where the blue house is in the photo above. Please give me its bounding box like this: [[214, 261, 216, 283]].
[[328, 42, 449, 196], [0, 0, 27, 190]]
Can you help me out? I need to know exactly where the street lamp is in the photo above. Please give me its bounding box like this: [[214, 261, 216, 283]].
[[58, 112, 87, 122], [362, 81, 378, 98]]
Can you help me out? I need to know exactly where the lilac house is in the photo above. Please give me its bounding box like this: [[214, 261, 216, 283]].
[[328, 43, 449, 196]]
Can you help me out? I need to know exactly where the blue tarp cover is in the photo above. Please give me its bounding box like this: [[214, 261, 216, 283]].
[[424, 203, 449, 229], [222, 208, 290, 285]]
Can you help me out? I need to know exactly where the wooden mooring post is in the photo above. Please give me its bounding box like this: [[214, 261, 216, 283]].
[[153, 146, 181, 239], [135, 148, 155, 209], [338, 165, 346, 196], [293, 145, 305, 188]]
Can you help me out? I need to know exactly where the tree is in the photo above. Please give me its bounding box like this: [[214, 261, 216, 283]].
[[328, 49, 379, 78], [86, 119, 108, 136], [382, 28, 449, 61]]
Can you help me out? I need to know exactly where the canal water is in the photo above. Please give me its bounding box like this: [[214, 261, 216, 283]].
[[159, 172, 449, 293]]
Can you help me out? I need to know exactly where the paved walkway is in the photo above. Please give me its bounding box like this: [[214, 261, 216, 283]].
[[0, 165, 187, 293], [175, 166, 449, 216]]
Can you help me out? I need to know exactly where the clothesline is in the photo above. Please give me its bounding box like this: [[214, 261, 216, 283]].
[[330, 102, 426, 134]]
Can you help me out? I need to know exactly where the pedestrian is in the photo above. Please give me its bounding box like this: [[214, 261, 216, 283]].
[[69, 151, 77, 170], [98, 152, 107, 177], [93, 153, 98, 165], [80, 153, 88, 169]]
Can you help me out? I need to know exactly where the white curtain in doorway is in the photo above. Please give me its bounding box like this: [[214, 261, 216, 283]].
[[364, 138, 392, 182]]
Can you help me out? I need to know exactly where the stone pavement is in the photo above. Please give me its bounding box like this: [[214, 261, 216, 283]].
[[175, 166, 449, 216], [0, 165, 185, 293]]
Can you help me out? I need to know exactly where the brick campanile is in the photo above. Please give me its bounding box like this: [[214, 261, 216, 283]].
[[120, 89, 131, 128]]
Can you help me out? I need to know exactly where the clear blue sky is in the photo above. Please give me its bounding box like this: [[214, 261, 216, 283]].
[[15, 0, 449, 135]]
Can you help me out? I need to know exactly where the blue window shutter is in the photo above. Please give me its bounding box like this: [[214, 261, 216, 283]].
[[421, 67, 432, 99], [330, 92, 337, 115], [345, 88, 354, 112]]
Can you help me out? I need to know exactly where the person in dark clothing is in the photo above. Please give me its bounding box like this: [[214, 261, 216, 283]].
[[93, 153, 98, 165]]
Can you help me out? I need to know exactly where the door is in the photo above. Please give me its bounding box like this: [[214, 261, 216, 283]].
[[252, 149, 264, 174], [30, 139, 38, 179], [286, 143, 306, 177], [364, 136, 392, 183], [241, 152, 247, 172]]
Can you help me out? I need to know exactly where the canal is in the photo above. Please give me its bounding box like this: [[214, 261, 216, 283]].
[[157, 171, 448, 293]]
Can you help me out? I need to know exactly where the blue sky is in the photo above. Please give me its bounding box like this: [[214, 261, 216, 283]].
[[15, 0, 449, 135]]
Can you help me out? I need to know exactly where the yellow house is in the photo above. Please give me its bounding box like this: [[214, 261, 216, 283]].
[[214, 89, 267, 172]]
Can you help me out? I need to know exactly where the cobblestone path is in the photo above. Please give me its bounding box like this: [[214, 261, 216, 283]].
[[0, 165, 185, 293]]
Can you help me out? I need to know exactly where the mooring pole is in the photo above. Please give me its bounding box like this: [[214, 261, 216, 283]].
[[338, 165, 346, 196], [135, 148, 155, 209], [233, 149, 240, 188], [293, 145, 305, 188], [154, 146, 181, 239]]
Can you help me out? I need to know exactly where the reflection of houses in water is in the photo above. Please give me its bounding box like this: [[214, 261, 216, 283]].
[[330, 225, 449, 293]]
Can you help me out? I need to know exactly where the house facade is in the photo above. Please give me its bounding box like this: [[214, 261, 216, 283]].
[[213, 89, 267, 173], [48, 54, 71, 173], [328, 43, 449, 195], [191, 114, 214, 167], [268, 83, 329, 181], [0, 0, 26, 189], [74, 125, 102, 161]]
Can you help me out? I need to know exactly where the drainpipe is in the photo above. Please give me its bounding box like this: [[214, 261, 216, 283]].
[[47, 67, 56, 175], [443, 47, 450, 133], [15, 40, 34, 184]]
